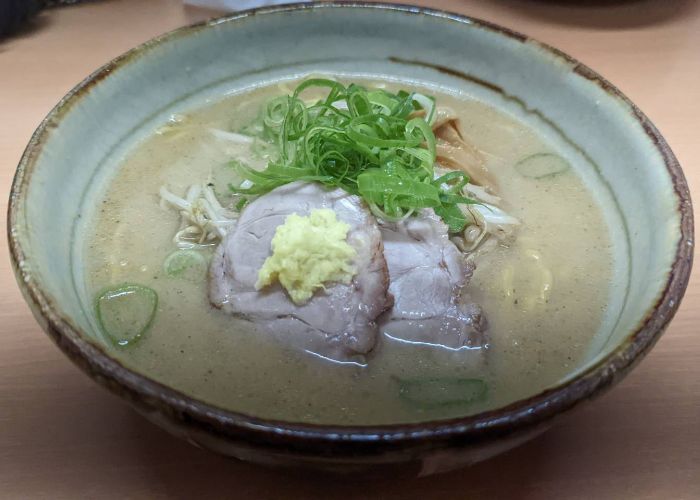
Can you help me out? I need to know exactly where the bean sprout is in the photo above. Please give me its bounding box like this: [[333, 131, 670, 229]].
[[159, 183, 238, 249]]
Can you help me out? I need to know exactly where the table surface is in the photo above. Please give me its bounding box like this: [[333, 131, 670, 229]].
[[1, 0, 698, 498]]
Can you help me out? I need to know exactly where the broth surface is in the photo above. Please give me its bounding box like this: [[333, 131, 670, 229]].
[[84, 78, 613, 424]]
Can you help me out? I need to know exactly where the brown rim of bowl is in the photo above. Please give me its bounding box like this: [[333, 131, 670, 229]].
[[7, 2, 694, 457]]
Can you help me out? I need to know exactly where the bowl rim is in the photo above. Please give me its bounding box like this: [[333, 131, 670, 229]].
[[7, 2, 694, 456]]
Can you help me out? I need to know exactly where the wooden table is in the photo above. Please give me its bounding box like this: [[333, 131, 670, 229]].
[[1, 1, 698, 497]]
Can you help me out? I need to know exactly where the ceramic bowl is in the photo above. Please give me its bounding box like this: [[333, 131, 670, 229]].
[[8, 3, 693, 475]]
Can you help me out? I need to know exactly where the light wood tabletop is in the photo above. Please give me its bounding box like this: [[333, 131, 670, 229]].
[[1, 0, 698, 498]]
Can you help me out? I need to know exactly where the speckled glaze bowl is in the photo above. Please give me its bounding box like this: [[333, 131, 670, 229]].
[[8, 3, 693, 475]]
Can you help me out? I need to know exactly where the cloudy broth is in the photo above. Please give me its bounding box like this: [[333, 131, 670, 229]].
[[83, 78, 613, 424]]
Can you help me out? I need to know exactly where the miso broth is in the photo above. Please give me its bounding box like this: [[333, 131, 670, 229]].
[[83, 78, 613, 425]]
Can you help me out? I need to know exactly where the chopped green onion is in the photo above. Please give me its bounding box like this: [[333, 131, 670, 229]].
[[235, 197, 248, 211], [397, 377, 488, 409], [164, 250, 207, 282], [434, 204, 470, 233], [412, 93, 436, 125], [515, 153, 570, 179], [95, 284, 158, 347], [230, 79, 478, 231]]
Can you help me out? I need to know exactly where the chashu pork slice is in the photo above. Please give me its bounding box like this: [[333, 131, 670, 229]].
[[379, 209, 488, 358], [209, 181, 392, 363]]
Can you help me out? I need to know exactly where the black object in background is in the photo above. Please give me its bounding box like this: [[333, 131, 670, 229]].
[[0, 0, 95, 38], [0, 0, 42, 36]]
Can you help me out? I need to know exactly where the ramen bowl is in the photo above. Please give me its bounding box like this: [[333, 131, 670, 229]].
[[7, 3, 692, 475]]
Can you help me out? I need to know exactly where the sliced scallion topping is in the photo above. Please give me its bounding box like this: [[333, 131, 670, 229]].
[[515, 153, 570, 179], [230, 79, 478, 232], [397, 377, 488, 409], [164, 250, 207, 282], [95, 284, 158, 347]]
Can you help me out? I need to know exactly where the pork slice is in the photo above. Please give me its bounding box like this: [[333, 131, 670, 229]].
[[379, 209, 488, 357], [209, 181, 392, 363]]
